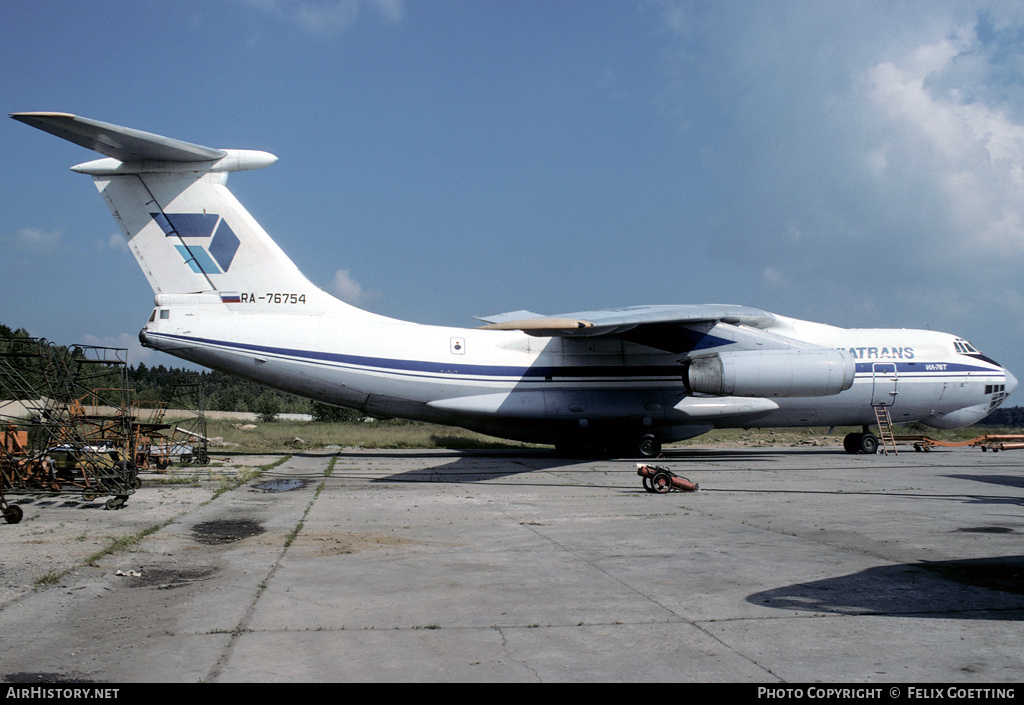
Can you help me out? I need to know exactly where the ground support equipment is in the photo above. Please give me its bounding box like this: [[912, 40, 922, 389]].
[[0, 338, 138, 512], [894, 434, 1024, 452], [132, 376, 208, 471], [637, 464, 699, 494]]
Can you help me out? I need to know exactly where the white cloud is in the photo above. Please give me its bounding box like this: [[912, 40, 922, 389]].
[[327, 268, 376, 305], [761, 266, 789, 288], [294, 1, 359, 34], [10, 227, 62, 252], [866, 29, 1024, 251], [649, 3, 1024, 276], [243, 0, 404, 35], [97, 233, 129, 252], [372, 0, 403, 23]]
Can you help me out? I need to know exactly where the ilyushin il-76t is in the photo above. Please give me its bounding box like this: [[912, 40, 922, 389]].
[[12, 112, 1018, 457]]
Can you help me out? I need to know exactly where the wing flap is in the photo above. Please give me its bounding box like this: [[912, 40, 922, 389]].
[[478, 317, 596, 332]]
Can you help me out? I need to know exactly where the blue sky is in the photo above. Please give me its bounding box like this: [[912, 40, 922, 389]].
[[3, 0, 1024, 388]]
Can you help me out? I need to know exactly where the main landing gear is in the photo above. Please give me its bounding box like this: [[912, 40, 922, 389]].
[[638, 434, 662, 459], [554, 433, 663, 459], [843, 430, 879, 455]]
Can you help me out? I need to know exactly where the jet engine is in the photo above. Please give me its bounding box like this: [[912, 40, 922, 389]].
[[687, 349, 855, 398]]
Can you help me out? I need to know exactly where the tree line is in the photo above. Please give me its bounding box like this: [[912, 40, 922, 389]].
[[977, 405, 1024, 429], [0, 322, 329, 421], [130, 362, 364, 422]]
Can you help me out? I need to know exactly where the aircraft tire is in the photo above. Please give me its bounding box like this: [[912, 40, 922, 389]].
[[638, 434, 661, 458], [859, 433, 879, 455], [843, 433, 861, 454]]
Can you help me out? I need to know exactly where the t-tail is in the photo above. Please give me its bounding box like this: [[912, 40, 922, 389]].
[[10, 112, 375, 319]]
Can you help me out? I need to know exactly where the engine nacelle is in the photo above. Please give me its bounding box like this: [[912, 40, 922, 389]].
[[687, 349, 855, 398]]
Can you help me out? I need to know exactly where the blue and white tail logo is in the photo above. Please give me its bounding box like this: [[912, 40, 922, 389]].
[[10, 111, 377, 317], [151, 212, 240, 274]]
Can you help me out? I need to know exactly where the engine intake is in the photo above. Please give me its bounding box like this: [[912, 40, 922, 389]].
[[687, 349, 855, 398]]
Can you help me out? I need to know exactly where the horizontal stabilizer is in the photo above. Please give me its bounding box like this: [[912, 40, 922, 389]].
[[10, 112, 227, 163]]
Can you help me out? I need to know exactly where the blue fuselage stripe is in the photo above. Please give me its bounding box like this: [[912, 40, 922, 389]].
[[853, 362, 996, 374], [151, 333, 1002, 383], [150, 333, 683, 380]]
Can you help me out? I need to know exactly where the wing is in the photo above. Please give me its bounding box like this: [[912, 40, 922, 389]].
[[9, 112, 226, 163], [476, 304, 779, 354], [477, 304, 775, 334]]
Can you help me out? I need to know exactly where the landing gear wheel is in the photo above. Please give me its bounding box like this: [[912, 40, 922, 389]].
[[652, 472, 673, 494], [843, 433, 861, 454], [638, 434, 661, 458], [844, 432, 879, 454], [858, 433, 879, 455], [3, 504, 23, 524]]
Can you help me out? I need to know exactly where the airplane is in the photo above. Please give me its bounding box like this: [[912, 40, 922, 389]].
[[11, 111, 1018, 458]]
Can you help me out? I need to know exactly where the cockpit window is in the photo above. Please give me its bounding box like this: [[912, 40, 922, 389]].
[[954, 339, 980, 354]]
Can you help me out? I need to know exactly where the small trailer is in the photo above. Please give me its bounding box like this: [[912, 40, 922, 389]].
[[894, 434, 1024, 452], [637, 464, 699, 494]]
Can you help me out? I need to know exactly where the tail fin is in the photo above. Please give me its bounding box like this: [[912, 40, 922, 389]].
[[11, 112, 370, 318]]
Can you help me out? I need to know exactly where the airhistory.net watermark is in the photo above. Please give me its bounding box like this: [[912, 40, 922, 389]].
[[5, 688, 119, 700]]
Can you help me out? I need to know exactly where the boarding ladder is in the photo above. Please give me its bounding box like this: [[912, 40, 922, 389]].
[[872, 404, 898, 455]]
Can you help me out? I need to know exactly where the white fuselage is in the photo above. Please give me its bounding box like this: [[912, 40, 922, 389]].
[[140, 306, 1017, 446]]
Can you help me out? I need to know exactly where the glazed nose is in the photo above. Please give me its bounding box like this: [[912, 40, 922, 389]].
[[1004, 368, 1018, 396]]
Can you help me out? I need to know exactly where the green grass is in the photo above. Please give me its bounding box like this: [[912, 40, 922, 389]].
[[34, 522, 168, 588], [205, 418, 538, 453], [85, 524, 166, 563], [201, 418, 1021, 454]]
